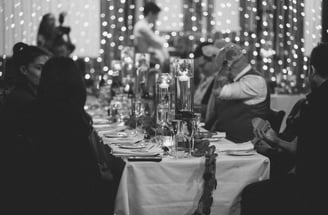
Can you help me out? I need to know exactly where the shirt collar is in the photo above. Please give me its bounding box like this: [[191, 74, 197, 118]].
[[233, 64, 252, 82]]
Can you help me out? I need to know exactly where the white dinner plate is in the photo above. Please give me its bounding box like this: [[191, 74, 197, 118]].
[[93, 118, 109, 124], [225, 150, 257, 156], [119, 144, 146, 149], [103, 132, 128, 138]]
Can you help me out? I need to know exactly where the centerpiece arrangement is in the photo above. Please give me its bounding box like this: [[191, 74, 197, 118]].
[[94, 47, 218, 214], [99, 46, 217, 157]]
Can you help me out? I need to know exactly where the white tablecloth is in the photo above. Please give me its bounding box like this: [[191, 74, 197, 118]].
[[270, 94, 306, 132], [114, 153, 270, 215]]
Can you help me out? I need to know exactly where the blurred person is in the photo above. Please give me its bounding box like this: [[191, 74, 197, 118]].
[[37, 13, 57, 52], [54, 11, 75, 56], [4, 57, 114, 215], [133, 2, 169, 67], [175, 35, 192, 58], [205, 41, 270, 143], [37, 12, 75, 56], [193, 41, 219, 121], [0, 42, 50, 214], [252, 97, 306, 178], [241, 42, 328, 215], [1, 42, 50, 122], [52, 36, 74, 57], [31, 57, 104, 214]]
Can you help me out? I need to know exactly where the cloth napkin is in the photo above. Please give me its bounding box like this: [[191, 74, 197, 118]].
[[210, 138, 254, 152], [111, 143, 162, 157]]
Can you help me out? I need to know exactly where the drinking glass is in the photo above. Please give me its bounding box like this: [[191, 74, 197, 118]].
[[173, 120, 192, 159], [134, 99, 145, 130], [193, 113, 201, 137]]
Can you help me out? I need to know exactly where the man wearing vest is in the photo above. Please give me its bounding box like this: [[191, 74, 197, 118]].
[[205, 41, 270, 143]]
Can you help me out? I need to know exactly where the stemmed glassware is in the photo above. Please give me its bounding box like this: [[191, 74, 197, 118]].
[[193, 113, 201, 138], [175, 59, 194, 114], [134, 99, 145, 130], [129, 98, 145, 136]]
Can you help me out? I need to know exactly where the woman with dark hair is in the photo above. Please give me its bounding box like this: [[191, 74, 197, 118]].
[[0, 42, 50, 214], [6, 42, 51, 104], [27, 57, 113, 215], [1, 42, 50, 142]]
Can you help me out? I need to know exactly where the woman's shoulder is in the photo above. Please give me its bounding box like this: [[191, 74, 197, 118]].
[[5, 86, 36, 105]]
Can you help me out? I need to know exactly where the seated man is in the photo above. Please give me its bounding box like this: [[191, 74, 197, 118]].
[[205, 42, 270, 143], [252, 98, 306, 178], [241, 42, 328, 215]]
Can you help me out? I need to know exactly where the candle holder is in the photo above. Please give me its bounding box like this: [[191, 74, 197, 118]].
[[110, 60, 123, 95], [121, 46, 135, 94], [155, 72, 174, 147], [174, 59, 194, 119], [121, 46, 135, 74]]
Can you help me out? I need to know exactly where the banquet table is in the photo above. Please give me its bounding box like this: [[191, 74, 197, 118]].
[[87, 95, 270, 215], [114, 150, 270, 215]]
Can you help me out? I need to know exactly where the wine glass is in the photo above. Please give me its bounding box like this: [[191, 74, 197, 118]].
[[128, 99, 145, 137], [193, 113, 201, 138], [135, 99, 144, 129]]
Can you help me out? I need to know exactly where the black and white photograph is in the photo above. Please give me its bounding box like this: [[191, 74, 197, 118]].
[[1, 0, 327, 215]]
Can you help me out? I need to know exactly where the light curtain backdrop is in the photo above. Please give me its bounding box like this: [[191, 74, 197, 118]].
[[0, 0, 100, 57], [304, 0, 322, 56], [0, 0, 322, 58]]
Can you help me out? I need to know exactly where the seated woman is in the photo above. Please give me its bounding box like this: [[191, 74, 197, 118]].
[[0, 42, 50, 214], [2, 42, 50, 110], [1, 42, 50, 158], [26, 57, 114, 214]]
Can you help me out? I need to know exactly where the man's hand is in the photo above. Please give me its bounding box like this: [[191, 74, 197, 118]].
[[254, 125, 280, 148]]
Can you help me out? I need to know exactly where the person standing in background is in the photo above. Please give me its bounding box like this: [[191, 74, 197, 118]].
[[133, 2, 169, 67], [37, 12, 75, 57], [37, 13, 57, 53]]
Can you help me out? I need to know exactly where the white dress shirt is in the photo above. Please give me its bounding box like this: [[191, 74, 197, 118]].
[[133, 19, 169, 64], [219, 64, 267, 105]]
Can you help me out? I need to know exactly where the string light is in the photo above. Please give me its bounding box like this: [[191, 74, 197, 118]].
[[0, 0, 323, 94]]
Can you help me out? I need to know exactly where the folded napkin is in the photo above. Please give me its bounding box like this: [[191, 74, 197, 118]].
[[111, 143, 162, 157], [95, 124, 127, 133], [210, 138, 254, 152], [202, 131, 226, 142]]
